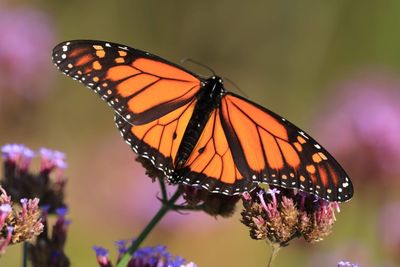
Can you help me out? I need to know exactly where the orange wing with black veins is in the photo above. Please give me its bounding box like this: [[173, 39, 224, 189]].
[[52, 40, 202, 177], [219, 93, 353, 201], [52, 40, 201, 125], [177, 109, 255, 195]]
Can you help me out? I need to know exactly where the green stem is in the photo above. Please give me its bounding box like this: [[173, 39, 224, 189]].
[[22, 242, 28, 267], [158, 177, 167, 200], [116, 187, 183, 267], [267, 243, 280, 267]]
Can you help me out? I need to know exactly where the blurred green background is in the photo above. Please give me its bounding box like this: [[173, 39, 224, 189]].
[[1, 0, 400, 266]]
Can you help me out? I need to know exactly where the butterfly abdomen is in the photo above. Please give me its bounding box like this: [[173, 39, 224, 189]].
[[172, 76, 226, 178]]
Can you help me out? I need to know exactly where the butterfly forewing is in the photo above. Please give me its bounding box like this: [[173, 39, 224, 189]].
[[52, 40, 202, 180], [52, 40, 201, 125]]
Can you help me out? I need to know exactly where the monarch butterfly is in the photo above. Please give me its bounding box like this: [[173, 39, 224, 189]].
[[52, 40, 353, 202]]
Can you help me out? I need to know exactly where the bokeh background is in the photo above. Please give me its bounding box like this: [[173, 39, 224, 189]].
[[1, 0, 400, 266]]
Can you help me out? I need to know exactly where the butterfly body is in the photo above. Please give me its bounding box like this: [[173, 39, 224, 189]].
[[173, 76, 225, 173], [52, 40, 353, 202]]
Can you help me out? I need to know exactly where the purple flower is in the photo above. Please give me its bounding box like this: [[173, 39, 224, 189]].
[[39, 148, 68, 170], [93, 246, 112, 267], [1, 144, 35, 171], [94, 242, 196, 267], [1, 144, 68, 212], [56, 207, 68, 218], [338, 261, 359, 267], [0, 6, 55, 101], [29, 205, 70, 266], [314, 71, 400, 183], [0, 203, 12, 227], [0, 225, 13, 255], [129, 245, 196, 267], [115, 240, 128, 256], [39, 147, 67, 183]]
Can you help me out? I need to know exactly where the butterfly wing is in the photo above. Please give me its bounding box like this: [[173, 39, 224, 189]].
[[177, 109, 257, 195], [219, 93, 353, 201], [52, 40, 202, 174], [52, 40, 201, 125], [114, 99, 197, 177]]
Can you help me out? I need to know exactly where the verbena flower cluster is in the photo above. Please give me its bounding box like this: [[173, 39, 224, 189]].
[[93, 241, 196, 267], [1, 144, 67, 212], [0, 142, 349, 266], [241, 187, 340, 246], [28, 207, 71, 267], [1, 143, 70, 265], [0, 187, 43, 256]]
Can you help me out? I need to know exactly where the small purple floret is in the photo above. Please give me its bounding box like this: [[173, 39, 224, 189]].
[[0, 204, 12, 214], [20, 198, 28, 205], [39, 147, 68, 170], [1, 144, 35, 169], [55, 207, 68, 217], [93, 246, 108, 257], [115, 240, 128, 254], [6, 226, 14, 234], [338, 261, 359, 267]]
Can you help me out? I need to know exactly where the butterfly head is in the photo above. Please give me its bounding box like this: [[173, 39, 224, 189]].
[[202, 75, 226, 98]]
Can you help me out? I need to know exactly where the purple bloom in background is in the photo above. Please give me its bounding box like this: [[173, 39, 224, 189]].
[[1, 143, 67, 212], [39, 147, 68, 183], [338, 261, 359, 267], [29, 206, 71, 266], [0, 203, 12, 227], [314, 71, 400, 184], [93, 246, 112, 267], [0, 5, 55, 101], [93, 242, 196, 267], [39, 148, 68, 170], [1, 144, 35, 171]]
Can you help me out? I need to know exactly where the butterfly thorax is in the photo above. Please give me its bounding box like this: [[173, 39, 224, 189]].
[[171, 76, 226, 182]]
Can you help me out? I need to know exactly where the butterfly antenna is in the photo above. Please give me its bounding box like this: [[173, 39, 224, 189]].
[[223, 76, 249, 98], [181, 58, 216, 77]]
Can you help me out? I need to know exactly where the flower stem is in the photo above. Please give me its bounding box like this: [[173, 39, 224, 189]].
[[116, 187, 183, 267], [22, 242, 28, 267], [267, 243, 280, 267]]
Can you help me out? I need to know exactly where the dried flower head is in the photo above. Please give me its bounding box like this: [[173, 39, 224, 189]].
[[241, 187, 340, 247], [182, 185, 239, 217], [93, 242, 196, 267], [28, 207, 71, 267], [0, 187, 43, 256], [1, 144, 67, 212]]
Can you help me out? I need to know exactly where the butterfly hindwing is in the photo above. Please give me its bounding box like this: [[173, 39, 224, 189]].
[[178, 110, 257, 195], [52, 40, 201, 125], [219, 93, 353, 201], [115, 98, 197, 179]]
